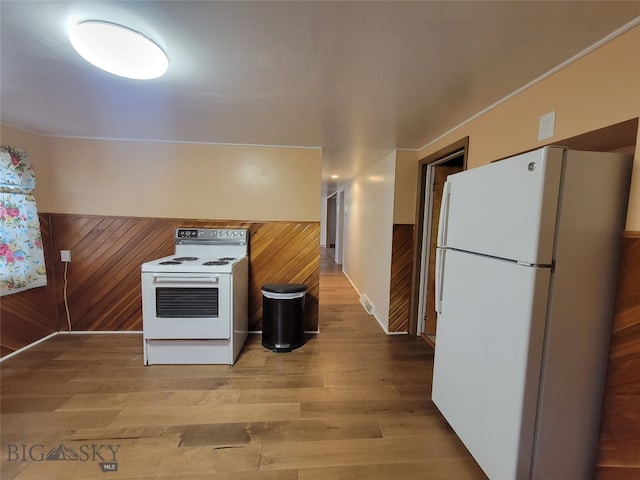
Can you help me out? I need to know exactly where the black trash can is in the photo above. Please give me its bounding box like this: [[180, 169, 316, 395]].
[[262, 283, 306, 352]]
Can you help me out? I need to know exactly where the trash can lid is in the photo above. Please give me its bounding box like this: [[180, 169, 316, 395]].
[[262, 283, 306, 294]]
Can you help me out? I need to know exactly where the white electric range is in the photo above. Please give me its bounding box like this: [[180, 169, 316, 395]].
[[141, 227, 249, 365]]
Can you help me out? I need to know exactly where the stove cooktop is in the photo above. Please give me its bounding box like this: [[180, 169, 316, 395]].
[[141, 255, 246, 274]]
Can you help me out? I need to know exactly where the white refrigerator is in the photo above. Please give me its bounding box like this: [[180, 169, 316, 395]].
[[431, 146, 632, 480]]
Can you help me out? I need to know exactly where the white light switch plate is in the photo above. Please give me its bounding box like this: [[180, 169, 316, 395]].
[[538, 111, 556, 141]]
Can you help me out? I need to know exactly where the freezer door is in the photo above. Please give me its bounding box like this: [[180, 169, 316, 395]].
[[432, 249, 551, 480], [438, 147, 564, 265]]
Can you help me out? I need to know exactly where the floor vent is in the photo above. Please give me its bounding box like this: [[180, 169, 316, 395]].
[[359, 294, 374, 315]]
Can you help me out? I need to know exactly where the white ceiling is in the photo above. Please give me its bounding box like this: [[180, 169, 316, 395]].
[[2, 1, 639, 194]]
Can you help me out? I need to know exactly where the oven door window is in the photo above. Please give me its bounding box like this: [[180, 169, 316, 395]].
[[156, 287, 218, 318]]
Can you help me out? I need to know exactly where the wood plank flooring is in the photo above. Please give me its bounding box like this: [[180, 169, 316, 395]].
[[0, 248, 486, 479]]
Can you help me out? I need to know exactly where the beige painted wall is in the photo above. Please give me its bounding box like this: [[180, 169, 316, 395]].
[[0, 126, 322, 222], [393, 149, 419, 224], [340, 148, 418, 332], [419, 25, 640, 230], [342, 150, 396, 332]]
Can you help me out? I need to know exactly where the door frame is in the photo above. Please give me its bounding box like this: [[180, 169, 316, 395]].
[[335, 189, 345, 265], [409, 137, 469, 336], [326, 193, 337, 248]]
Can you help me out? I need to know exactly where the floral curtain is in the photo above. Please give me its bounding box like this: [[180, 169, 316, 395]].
[[1, 146, 47, 295]]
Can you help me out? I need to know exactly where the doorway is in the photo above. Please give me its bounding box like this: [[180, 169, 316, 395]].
[[325, 190, 345, 266], [326, 194, 337, 248], [335, 190, 345, 266], [409, 138, 468, 342]]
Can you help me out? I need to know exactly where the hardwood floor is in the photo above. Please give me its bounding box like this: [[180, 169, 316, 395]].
[[0, 248, 486, 479]]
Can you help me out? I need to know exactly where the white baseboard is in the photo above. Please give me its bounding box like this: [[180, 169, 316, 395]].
[[0, 331, 59, 362], [58, 330, 143, 335], [0, 331, 145, 363]]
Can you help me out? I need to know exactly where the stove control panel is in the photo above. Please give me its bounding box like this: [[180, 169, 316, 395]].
[[175, 228, 248, 243], [176, 229, 199, 239]]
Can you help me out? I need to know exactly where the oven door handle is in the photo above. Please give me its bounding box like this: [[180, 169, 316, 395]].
[[152, 275, 219, 284]]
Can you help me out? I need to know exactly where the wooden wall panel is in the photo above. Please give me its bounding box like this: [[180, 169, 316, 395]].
[[0, 214, 57, 356], [388, 224, 414, 333], [0, 213, 319, 355], [248, 222, 320, 331], [44, 214, 319, 334], [50, 215, 175, 331], [595, 233, 640, 479]]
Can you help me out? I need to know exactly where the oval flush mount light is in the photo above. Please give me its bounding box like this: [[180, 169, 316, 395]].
[[69, 21, 168, 79]]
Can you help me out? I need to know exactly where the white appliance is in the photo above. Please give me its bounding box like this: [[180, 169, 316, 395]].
[[432, 147, 633, 480], [141, 228, 249, 365]]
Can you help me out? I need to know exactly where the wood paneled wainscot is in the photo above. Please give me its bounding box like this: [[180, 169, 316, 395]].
[[0, 215, 319, 356], [595, 232, 640, 480], [388, 224, 414, 333], [0, 215, 57, 356]]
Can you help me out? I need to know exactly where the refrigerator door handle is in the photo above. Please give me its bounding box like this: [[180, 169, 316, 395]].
[[437, 181, 452, 247], [435, 247, 446, 314]]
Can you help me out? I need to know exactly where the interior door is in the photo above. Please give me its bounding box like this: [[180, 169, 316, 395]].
[[412, 138, 467, 338], [423, 162, 463, 339]]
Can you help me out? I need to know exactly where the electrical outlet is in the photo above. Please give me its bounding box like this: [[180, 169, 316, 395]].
[[60, 250, 71, 262]]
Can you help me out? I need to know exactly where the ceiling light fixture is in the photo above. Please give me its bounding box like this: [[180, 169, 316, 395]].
[[69, 20, 168, 80]]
